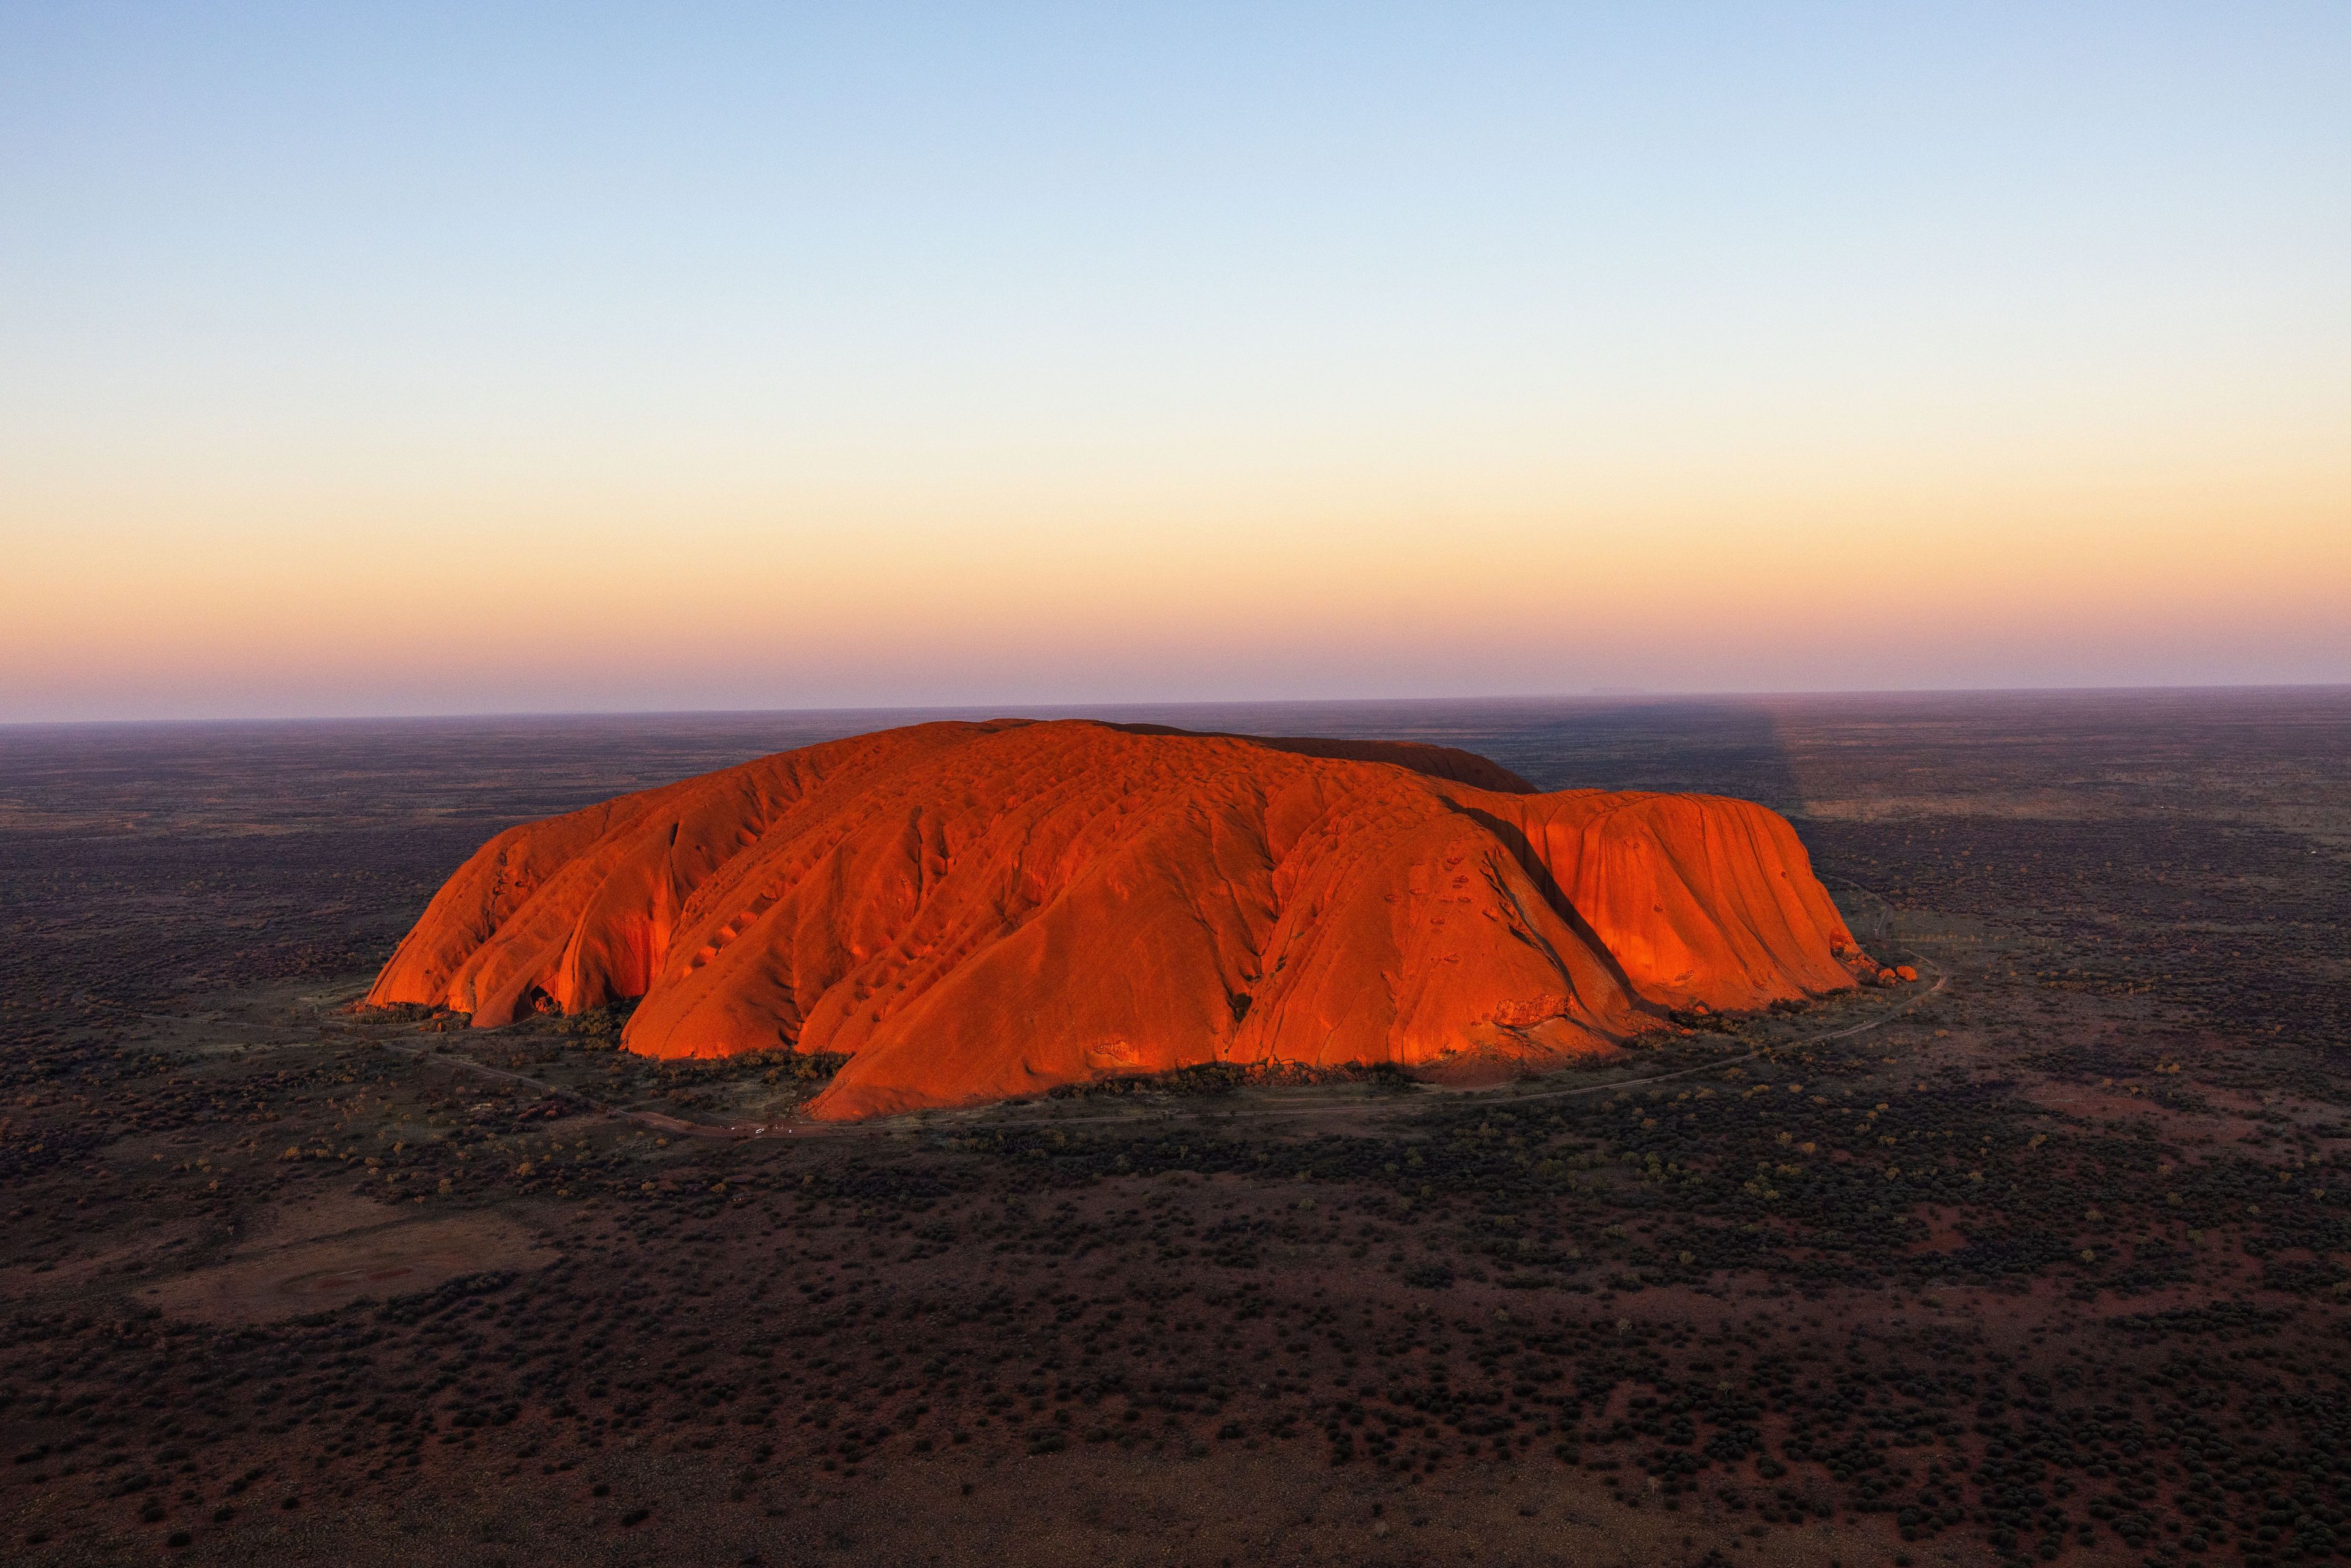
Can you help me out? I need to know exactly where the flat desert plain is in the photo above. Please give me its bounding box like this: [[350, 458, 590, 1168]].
[[2, 689, 2346, 1567]]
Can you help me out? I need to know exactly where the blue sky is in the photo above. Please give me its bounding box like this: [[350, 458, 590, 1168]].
[[4, 4, 2347, 718]]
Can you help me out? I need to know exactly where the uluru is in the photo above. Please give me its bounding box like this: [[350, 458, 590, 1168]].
[[366, 719, 1872, 1119]]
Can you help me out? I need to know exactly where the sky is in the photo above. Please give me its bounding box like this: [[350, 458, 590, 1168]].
[[3, 2, 2347, 721]]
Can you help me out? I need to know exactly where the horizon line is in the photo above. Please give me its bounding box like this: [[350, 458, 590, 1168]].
[[6, 679, 2348, 732]]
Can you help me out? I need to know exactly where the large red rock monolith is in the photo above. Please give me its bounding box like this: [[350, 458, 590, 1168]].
[[369, 721, 1870, 1117]]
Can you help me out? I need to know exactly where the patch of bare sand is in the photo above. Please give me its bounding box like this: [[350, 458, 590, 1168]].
[[141, 1193, 553, 1324]]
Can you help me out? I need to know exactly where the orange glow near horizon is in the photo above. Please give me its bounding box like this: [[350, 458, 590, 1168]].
[[8, 449, 2345, 719]]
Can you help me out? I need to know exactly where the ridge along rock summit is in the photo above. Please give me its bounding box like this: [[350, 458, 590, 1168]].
[[367, 720, 1873, 1119]]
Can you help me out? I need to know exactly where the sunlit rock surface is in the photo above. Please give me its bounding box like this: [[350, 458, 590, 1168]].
[[368, 720, 1869, 1118]]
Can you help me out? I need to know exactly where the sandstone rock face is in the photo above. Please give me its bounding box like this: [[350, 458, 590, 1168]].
[[368, 721, 1869, 1119]]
